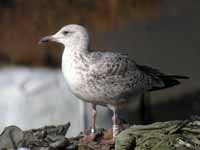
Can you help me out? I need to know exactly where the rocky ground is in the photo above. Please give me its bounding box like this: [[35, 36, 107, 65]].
[[0, 116, 200, 150]]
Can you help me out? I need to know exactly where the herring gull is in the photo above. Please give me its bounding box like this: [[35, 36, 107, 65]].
[[39, 24, 189, 140]]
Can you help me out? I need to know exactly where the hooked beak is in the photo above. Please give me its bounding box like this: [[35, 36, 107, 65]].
[[38, 35, 56, 44]]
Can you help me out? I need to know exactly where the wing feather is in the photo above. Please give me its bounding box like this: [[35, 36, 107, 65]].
[[87, 52, 151, 96], [88, 51, 136, 77]]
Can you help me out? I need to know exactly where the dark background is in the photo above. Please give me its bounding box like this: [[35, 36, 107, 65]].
[[0, 0, 199, 123]]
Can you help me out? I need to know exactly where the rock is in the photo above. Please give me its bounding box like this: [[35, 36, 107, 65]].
[[0, 123, 70, 149], [0, 126, 23, 149], [1, 117, 200, 149], [115, 116, 200, 150]]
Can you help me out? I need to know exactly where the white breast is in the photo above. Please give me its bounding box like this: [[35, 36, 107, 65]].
[[62, 61, 79, 89], [61, 50, 86, 96]]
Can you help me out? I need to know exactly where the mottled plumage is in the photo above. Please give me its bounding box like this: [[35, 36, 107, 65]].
[[39, 24, 189, 138]]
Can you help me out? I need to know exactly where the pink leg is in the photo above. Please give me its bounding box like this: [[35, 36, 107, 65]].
[[112, 108, 120, 138], [101, 108, 119, 144], [112, 109, 118, 125], [91, 104, 97, 134], [82, 104, 97, 141]]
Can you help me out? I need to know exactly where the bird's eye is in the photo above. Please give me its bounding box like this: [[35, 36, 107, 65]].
[[63, 31, 69, 35]]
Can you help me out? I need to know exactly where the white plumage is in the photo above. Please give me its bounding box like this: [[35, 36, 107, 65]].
[[39, 24, 189, 138]]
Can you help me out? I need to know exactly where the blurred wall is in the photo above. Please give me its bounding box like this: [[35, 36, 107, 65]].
[[0, 0, 160, 66]]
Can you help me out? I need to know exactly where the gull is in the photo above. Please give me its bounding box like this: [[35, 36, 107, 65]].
[[39, 24, 189, 140]]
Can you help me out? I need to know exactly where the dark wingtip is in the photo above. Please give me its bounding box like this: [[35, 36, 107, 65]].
[[163, 75, 190, 79], [149, 75, 189, 92], [149, 78, 180, 91]]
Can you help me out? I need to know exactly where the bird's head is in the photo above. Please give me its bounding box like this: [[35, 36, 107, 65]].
[[39, 24, 89, 46]]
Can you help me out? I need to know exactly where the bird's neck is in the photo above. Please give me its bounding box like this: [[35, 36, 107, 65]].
[[62, 36, 90, 67], [61, 35, 90, 86], [63, 33, 90, 58]]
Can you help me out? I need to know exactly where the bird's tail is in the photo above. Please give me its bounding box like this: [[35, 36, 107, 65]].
[[136, 64, 189, 91], [149, 75, 189, 91]]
